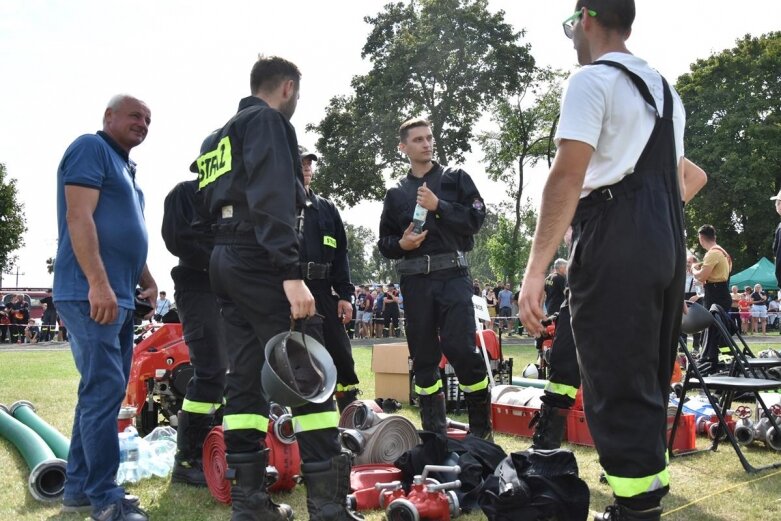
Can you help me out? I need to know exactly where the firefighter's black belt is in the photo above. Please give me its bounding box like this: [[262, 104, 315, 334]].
[[299, 262, 331, 280], [396, 252, 468, 276]]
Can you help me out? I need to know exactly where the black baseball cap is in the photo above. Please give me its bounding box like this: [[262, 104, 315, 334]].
[[299, 145, 318, 162]]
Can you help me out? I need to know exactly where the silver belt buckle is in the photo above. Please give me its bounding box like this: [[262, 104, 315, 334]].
[[603, 188, 613, 200], [424, 255, 431, 275], [221, 205, 233, 218], [306, 261, 315, 279]]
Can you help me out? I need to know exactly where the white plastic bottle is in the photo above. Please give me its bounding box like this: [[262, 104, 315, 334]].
[[412, 203, 428, 233]]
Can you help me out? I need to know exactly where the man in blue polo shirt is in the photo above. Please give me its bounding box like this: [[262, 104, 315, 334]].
[[54, 94, 157, 521]]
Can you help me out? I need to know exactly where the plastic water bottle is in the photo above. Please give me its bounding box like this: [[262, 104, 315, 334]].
[[412, 203, 428, 233], [117, 434, 127, 484], [117, 429, 141, 483], [124, 432, 140, 483]]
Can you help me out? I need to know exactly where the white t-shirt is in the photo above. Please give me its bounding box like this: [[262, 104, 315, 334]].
[[555, 52, 686, 198]]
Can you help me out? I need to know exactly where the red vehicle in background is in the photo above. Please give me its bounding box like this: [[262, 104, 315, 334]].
[[1, 287, 51, 321]]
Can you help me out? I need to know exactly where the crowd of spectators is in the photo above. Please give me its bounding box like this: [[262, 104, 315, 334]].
[[344, 278, 546, 341], [349, 283, 404, 339], [0, 290, 65, 343], [472, 279, 525, 335], [729, 284, 779, 335]]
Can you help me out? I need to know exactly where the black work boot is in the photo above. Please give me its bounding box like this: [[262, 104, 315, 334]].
[[465, 389, 494, 442], [226, 450, 294, 521], [594, 503, 662, 521], [301, 452, 362, 521], [334, 388, 360, 414], [172, 411, 213, 486], [418, 392, 448, 436], [530, 404, 567, 450]]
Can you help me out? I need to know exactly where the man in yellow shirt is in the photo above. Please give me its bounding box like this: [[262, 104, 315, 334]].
[[692, 224, 732, 372]]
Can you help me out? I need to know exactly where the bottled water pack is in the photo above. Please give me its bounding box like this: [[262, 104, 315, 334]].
[[117, 426, 177, 484]]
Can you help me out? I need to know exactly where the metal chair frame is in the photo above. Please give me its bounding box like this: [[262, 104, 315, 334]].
[[669, 303, 781, 473]]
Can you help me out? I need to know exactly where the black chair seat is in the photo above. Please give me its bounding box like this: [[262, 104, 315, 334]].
[[691, 376, 781, 391], [745, 358, 781, 368]]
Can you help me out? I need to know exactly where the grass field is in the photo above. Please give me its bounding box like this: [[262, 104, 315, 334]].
[[2, 344, 781, 520]]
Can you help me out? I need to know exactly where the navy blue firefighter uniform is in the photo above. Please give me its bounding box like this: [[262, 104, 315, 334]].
[[531, 291, 580, 450], [161, 172, 227, 487], [378, 162, 492, 439], [198, 95, 350, 521], [299, 169, 361, 413]]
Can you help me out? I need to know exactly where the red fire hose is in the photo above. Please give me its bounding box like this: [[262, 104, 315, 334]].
[[203, 415, 301, 504], [203, 426, 231, 504]]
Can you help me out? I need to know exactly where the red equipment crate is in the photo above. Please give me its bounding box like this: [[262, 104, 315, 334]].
[[669, 413, 697, 452], [492, 403, 565, 439], [566, 410, 696, 452], [566, 410, 592, 446], [573, 387, 584, 411]]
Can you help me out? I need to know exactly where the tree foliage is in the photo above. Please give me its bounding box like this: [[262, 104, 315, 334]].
[[486, 200, 537, 285], [0, 163, 27, 275], [467, 209, 498, 283], [308, 0, 534, 207], [370, 245, 397, 285], [677, 32, 781, 269], [477, 66, 563, 280], [345, 223, 375, 285]]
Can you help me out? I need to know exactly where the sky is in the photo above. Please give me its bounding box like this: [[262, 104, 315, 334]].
[[0, 0, 778, 292]]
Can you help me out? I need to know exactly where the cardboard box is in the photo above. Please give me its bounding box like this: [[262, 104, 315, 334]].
[[372, 343, 411, 403]]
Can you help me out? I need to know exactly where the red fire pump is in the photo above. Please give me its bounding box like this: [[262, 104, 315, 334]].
[[124, 324, 193, 435]]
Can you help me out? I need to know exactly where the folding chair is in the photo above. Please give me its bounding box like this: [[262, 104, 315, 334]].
[[709, 304, 781, 380], [669, 301, 781, 473]]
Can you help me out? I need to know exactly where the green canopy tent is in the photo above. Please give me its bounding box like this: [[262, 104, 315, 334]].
[[729, 257, 778, 291]]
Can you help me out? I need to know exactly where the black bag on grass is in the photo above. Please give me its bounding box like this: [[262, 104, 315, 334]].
[[478, 449, 589, 521]]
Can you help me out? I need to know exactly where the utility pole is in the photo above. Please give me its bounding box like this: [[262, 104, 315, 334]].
[[15, 265, 24, 288]]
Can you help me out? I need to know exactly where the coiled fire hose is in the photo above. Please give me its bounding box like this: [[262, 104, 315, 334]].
[[493, 385, 545, 407], [339, 403, 419, 465], [10, 400, 70, 460], [203, 426, 231, 504], [339, 399, 383, 429], [0, 404, 67, 502], [203, 414, 301, 504]]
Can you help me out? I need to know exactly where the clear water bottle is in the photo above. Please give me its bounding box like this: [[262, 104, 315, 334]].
[[412, 203, 428, 233], [116, 434, 127, 484], [117, 430, 140, 483], [125, 432, 140, 482]]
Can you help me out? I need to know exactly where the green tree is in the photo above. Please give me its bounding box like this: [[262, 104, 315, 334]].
[[370, 245, 397, 284], [677, 32, 781, 270], [308, 0, 534, 206], [467, 209, 498, 283], [345, 223, 375, 285], [0, 163, 27, 276], [486, 201, 537, 285], [477, 66, 564, 277]]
